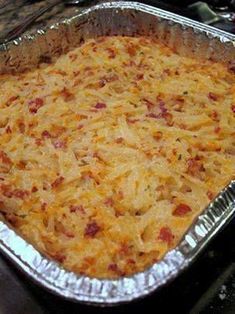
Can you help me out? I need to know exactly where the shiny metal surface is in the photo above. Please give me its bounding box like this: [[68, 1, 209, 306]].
[[0, 0, 88, 44], [0, 1, 234, 306]]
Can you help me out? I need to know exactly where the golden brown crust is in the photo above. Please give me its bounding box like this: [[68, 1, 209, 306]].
[[0, 36, 234, 278]]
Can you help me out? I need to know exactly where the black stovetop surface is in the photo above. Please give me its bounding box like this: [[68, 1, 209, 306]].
[[0, 1, 234, 313]]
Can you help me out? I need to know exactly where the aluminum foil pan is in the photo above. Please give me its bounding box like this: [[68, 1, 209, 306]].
[[0, 1, 235, 306]]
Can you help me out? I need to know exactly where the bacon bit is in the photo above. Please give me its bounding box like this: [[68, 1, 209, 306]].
[[153, 131, 163, 141], [108, 263, 119, 272], [1, 184, 12, 198], [208, 92, 218, 101], [172, 148, 177, 156], [162, 112, 173, 126], [6, 95, 19, 107], [12, 189, 29, 199], [99, 74, 118, 88], [41, 130, 51, 138], [158, 100, 167, 113], [69, 205, 85, 214], [5, 214, 19, 226], [53, 253, 66, 263], [106, 48, 116, 59], [53, 69, 67, 76], [77, 124, 84, 130], [28, 97, 44, 114], [127, 44, 136, 56], [1, 185, 29, 200], [0, 151, 12, 166], [3, 191, 13, 198], [63, 230, 75, 238], [210, 110, 219, 122], [41, 202, 47, 211], [207, 190, 214, 200], [163, 68, 171, 76], [175, 95, 185, 103], [51, 176, 64, 189], [115, 210, 123, 217], [214, 126, 221, 133], [228, 61, 235, 73], [116, 137, 124, 144], [94, 102, 106, 109], [187, 156, 205, 176], [146, 113, 158, 119], [127, 118, 139, 124], [147, 111, 172, 124], [108, 263, 125, 276], [18, 121, 25, 133], [60, 87, 75, 102], [145, 99, 173, 125], [35, 138, 43, 146], [173, 203, 192, 216], [52, 139, 66, 149], [17, 160, 26, 170], [152, 258, 159, 264], [158, 227, 174, 245], [119, 243, 130, 255], [104, 197, 114, 207], [5, 126, 12, 134], [92, 152, 100, 160], [136, 73, 144, 80], [231, 105, 235, 113], [84, 221, 100, 238], [127, 259, 136, 265], [99, 79, 106, 88], [31, 186, 38, 193], [143, 98, 154, 110]]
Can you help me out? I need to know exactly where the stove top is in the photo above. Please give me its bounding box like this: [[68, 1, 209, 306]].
[[142, 0, 235, 33]]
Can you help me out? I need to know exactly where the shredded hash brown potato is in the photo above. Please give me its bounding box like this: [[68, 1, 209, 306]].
[[0, 36, 234, 278]]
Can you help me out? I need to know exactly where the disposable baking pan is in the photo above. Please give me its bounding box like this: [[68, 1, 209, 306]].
[[0, 1, 234, 306]]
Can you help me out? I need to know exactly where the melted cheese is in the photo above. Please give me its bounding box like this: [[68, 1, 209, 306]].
[[0, 36, 234, 278]]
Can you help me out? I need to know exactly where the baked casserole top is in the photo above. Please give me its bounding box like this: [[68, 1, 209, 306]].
[[0, 36, 234, 278]]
